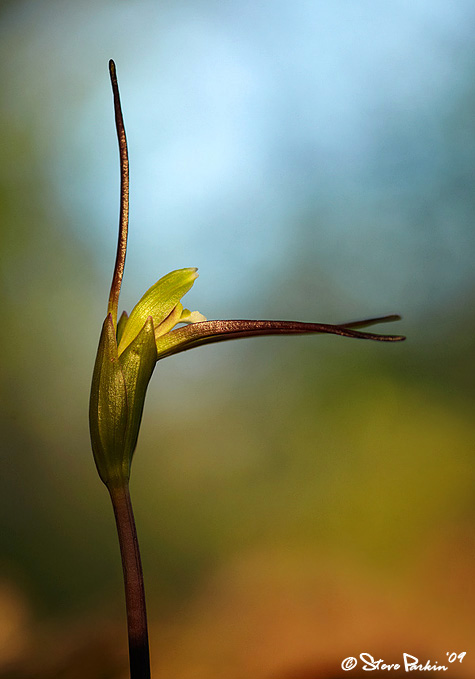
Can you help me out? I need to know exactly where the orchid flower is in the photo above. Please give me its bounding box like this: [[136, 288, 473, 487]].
[[89, 61, 405, 679]]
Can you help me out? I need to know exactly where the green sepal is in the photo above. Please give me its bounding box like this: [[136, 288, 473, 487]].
[[118, 316, 158, 474], [89, 314, 128, 485], [117, 268, 198, 355]]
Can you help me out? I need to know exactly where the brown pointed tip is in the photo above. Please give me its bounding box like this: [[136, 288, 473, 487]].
[[109, 60, 117, 86]]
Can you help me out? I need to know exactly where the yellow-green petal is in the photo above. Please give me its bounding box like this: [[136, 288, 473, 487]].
[[180, 308, 207, 324], [154, 303, 184, 339], [117, 268, 199, 355]]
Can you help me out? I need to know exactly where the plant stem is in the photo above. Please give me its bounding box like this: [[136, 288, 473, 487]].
[[108, 482, 151, 679]]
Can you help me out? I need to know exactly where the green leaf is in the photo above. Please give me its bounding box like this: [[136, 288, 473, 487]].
[[89, 314, 128, 485], [117, 268, 199, 355], [118, 316, 158, 471]]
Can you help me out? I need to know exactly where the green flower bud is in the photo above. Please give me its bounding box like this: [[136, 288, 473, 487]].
[[89, 269, 204, 486]]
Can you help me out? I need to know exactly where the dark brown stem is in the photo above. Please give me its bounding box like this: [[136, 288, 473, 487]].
[[108, 482, 151, 679], [107, 59, 129, 328]]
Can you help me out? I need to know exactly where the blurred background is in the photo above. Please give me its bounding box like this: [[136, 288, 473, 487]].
[[1, 0, 474, 677]]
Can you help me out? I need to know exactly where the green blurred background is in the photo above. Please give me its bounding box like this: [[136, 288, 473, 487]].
[[1, 1, 474, 677]]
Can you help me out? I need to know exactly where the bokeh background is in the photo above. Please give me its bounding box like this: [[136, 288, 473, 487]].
[[1, 1, 474, 677]]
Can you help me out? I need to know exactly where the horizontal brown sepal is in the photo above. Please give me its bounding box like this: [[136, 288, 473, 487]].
[[155, 314, 405, 359]]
